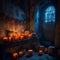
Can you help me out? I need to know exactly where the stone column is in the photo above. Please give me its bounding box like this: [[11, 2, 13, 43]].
[[55, 0, 60, 48], [29, 0, 35, 32]]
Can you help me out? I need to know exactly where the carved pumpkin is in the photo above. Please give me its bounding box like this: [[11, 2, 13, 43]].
[[13, 52, 18, 58], [39, 49, 43, 55], [9, 37, 12, 42], [28, 49, 33, 55], [3, 37, 8, 41], [18, 51, 24, 56], [28, 33, 32, 38], [24, 31, 29, 37]]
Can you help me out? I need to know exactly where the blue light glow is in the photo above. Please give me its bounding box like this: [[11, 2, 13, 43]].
[[34, 6, 39, 33], [36, 11, 39, 23], [45, 6, 55, 23]]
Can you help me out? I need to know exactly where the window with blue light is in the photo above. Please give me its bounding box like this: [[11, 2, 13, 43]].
[[34, 5, 40, 33], [45, 6, 55, 23]]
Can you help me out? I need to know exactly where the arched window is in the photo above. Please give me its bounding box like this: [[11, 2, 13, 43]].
[[45, 6, 55, 23]]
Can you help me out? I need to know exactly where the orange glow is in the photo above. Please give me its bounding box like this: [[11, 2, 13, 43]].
[[14, 36, 19, 40], [20, 35, 24, 39], [28, 49, 33, 55], [39, 49, 43, 55], [19, 51, 24, 56], [8, 33, 13, 37], [24, 31, 30, 37], [13, 33, 17, 37], [13, 52, 18, 58], [3, 37, 8, 41], [28, 33, 32, 38], [4, 30, 33, 41], [17, 33, 21, 37], [9, 37, 12, 41]]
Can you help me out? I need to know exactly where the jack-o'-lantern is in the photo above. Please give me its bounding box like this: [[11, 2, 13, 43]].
[[24, 31, 29, 37], [9, 37, 12, 42], [13, 52, 18, 58], [8, 33, 13, 38], [28, 33, 32, 38], [14, 36, 19, 40], [39, 49, 43, 55], [3, 37, 8, 41], [20, 35, 24, 40], [17, 33, 21, 37], [13, 33, 17, 37], [28, 49, 33, 55], [18, 51, 24, 56]]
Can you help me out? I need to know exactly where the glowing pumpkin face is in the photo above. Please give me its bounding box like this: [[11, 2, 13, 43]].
[[24, 31, 30, 37], [8, 33, 13, 37], [20, 35, 24, 40], [39, 49, 43, 55], [17, 33, 21, 37], [19, 51, 24, 56], [28, 33, 32, 38], [13, 52, 18, 58], [28, 49, 33, 55], [3, 37, 8, 41], [9, 37, 12, 41]]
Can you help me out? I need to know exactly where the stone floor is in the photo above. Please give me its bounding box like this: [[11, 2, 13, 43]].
[[17, 52, 57, 60]]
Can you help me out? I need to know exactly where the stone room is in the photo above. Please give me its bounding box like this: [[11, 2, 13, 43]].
[[0, 0, 60, 60]]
